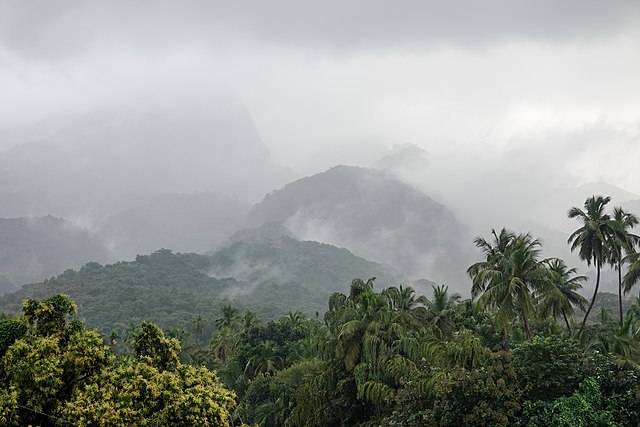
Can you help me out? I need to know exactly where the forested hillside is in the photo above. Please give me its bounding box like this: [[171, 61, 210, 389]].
[[2, 194, 640, 426], [248, 165, 472, 288], [0, 231, 399, 336]]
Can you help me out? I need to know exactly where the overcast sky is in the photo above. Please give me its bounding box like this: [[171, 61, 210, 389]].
[[1, 1, 640, 193]]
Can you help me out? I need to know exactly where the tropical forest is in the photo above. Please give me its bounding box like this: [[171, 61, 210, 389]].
[[2, 194, 640, 426]]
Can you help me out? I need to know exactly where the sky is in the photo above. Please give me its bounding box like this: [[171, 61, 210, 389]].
[[1, 0, 640, 192]]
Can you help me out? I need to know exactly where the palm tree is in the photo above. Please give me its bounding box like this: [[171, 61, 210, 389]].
[[468, 229, 546, 340], [191, 315, 205, 345], [425, 284, 461, 338], [539, 258, 588, 335], [215, 304, 240, 331], [241, 311, 259, 331], [244, 341, 283, 376], [383, 285, 429, 326], [568, 195, 614, 337], [609, 207, 639, 325]]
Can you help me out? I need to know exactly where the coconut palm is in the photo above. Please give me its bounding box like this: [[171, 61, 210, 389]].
[[425, 284, 461, 338], [215, 304, 240, 330], [567, 195, 614, 337], [468, 229, 546, 340], [609, 207, 639, 325], [383, 285, 429, 326], [538, 258, 588, 335]]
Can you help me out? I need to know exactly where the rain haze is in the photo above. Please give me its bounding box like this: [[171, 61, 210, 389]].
[[1, 0, 640, 292]]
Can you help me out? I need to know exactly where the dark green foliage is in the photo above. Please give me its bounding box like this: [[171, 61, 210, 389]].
[[0, 250, 232, 336], [0, 317, 26, 357], [583, 353, 640, 426], [240, 374, 295, 426], [513, 336, 584, 401], [520, 378, 616, 427], [427, 351, 521, 427]]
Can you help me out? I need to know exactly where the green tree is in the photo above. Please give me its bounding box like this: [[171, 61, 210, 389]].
[[568, 195, 615, 337], [425, 284, 461, 339], [609, 207, 639, 325], [538, 258, 588, 335], [427, 351, 521, 427], [513, 336, 584, 401], [0, 295, 239, 427], [216, 305, 240, 331], [132, 320, 181, 370], [468, 229, 547, 341]]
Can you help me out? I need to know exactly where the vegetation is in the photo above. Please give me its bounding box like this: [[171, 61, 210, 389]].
[[0, 295, 238, 426], [1, 193, 640, 425]]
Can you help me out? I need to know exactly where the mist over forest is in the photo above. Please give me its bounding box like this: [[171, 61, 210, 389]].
[[2, 2, 640, 426]]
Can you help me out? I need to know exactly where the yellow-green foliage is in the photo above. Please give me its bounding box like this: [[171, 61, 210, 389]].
[[62, 362, 236, 427], [0, 294, 238, 427]]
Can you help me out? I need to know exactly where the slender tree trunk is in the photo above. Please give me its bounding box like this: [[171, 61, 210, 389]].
[[521, 310, 532, 340], [579, 262, 601, 339], [562, 310, 572, 336], [618, 262, 624, 326]]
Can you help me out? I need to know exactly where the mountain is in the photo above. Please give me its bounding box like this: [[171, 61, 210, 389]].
[[209, 223, 400, 313], [98, 192, 251, 259], [0, 216, 110, 293], [0, 102, 296, 221], [247, 165, 472, 290], [0, 228, 402, 333], [0, 250, 236, 336]]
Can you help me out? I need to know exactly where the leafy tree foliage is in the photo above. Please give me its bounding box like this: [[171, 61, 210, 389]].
[[0, 295, 238, 426]]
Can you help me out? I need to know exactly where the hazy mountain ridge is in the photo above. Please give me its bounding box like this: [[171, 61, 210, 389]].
[[0, 228, 402, 330], [248, 165, 473, 290], [98, 192, 251, 259], [210, 223, 399, 294], [0, 215, 110, 294], [0, 103, 296, 220]]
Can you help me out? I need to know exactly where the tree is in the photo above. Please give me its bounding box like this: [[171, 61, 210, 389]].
[[538, 258, 588, 335], [425, 285, 461, 338], [468, 229, 547, 341], [609, 207, 639, 325], [568, 195, 615, 337], [216, 305, 240, 331], [0, 295, 239, 427], [512, 336, 584, 401]]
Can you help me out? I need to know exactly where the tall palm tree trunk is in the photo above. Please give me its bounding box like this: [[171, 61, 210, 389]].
[[521, 310, 532, 340], [562, 310, 572, 336], [618, 262, 624, 326], [579, 262, 601, 338]]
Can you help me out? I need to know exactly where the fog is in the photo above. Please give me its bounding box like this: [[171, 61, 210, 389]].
[[1, 1, 640, 292]]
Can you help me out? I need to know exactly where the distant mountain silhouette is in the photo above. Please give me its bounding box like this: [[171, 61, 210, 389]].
[[247, 165, 472, 289], [98, 192, 251, 259], [0, 102, 295, 220], [0, 216, 110, 293]]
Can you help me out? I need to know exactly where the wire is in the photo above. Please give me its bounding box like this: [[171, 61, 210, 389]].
[[16, 404, 77, 426]]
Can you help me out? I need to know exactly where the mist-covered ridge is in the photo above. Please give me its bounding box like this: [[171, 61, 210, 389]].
[[248, 165, 473, 289]]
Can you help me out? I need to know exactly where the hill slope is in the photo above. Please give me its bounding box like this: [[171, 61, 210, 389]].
[[248, 165, 472, 289], [0, 216, 110, 293], [0, 230, 401, 333]]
